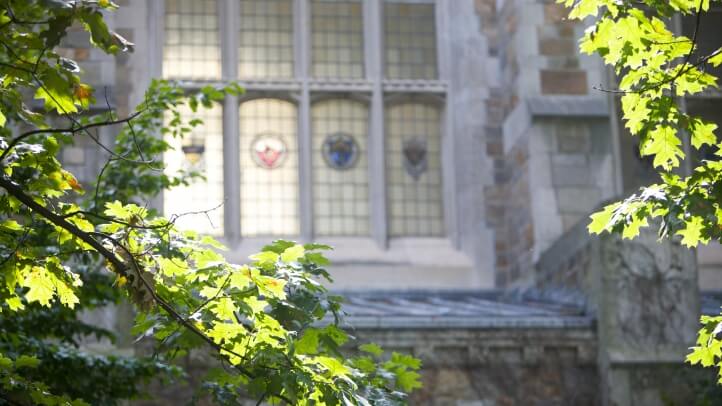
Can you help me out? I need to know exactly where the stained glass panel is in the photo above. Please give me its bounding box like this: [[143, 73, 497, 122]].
[[239, 0, 294, 79], [311, 0, 364, 78], [384, 2, 438, 80], [312, 100, 369, 236], [164, 104, 224, 235], [386, 103, 444, 236], [240, 99, 299, 236], [163, 0, 221, 80]]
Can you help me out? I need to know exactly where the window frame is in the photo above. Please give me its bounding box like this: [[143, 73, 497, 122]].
[[152, 0, 458, 249]]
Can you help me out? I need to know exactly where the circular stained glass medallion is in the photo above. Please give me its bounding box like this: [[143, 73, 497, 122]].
[[322, 132, 359, 170], [251, 133, 288, 169]]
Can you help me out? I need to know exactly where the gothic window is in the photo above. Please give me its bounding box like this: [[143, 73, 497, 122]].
[[312, 99, 369, 236], [239, 0, 295, 78], [311, 0, 365, 78], [384, 1, 438, 79], [163, 0, 221, 80], [386, 102, 444, 236], [160, 0, 447, 244], [239, 99, 300, 236], [163, 104, 225, 235]]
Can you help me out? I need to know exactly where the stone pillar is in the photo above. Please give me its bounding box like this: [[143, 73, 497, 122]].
[[593, 228, 699, 406]]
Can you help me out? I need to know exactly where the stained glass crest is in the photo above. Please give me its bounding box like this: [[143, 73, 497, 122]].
[[322, 132, 359, 170], [181, 133, 206, 168], [251, 133, 288, 169], [402, 136, 428, 180]]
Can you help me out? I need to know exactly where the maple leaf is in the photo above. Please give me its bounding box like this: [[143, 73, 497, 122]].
[[640, 125, 684, 170], [691, 119, 718, 149]]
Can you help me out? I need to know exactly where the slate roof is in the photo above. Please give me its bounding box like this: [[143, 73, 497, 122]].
[[334, 290, 594, 329], [701, 291, 722, 316]]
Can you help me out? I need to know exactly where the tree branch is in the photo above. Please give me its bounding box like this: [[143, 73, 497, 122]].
[[0, 175, 129, 277], [0, 111, 143, 162]]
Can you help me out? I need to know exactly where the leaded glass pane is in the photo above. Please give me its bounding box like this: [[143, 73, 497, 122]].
[[240, 99, 299, 236], [239, 0, 294, 79], [164, 104, 224, 235], [384, 2, 438, 79], [311, 0, 364, 78], [386, 103, 444, 236], [312, 100, 369, 236], [163, 0, 221, 80]]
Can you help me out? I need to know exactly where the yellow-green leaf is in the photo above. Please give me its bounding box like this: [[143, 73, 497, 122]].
[[249, 251, 278, 266], [280, 244, 305, 263], [588, 203, 619, 234]]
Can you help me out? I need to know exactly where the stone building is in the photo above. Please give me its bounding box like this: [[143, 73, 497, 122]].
[[65, 0, 722, 404]]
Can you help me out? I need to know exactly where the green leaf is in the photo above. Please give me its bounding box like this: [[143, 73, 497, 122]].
[[622, 215, 648, 240], [1, 219, 23, 231], [34, 70, 78, 114], [22, 267, 57, 307], [396, 369, 422, 392], [588, 203, 619, 234], [249, 251, 279, 266], [0, 355, 12, 370], [104, 200, 130, 219], [255, 275, 287, 300], [296, 328, 320, 355], [709, 49, 722, 67], [158, 257, 189, 277], [315, 356, 350, 378], [359, 343, 383, 357], [691, 120, 718, 149], [677, 216, 708, 247], [305, 252, 330, 266], [640, 125, 684, 170], [15, 355, 40, 369], [6, 297, 25, 311], [280, 244, 305, 263]]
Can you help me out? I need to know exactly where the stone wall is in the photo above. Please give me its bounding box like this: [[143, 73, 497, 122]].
[[477, 0, 614, 286], [355, 327, 598, 405], [528, 216, 703, 406]]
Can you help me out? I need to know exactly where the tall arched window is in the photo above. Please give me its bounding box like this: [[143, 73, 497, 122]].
[[384, 1, 438, 79], [164, 104, 225, 235], [386, 102, 444, 236], [160, 0, 449, 244], [312, 99, 369, 236], [163, 0, 221, 80], [239, 99, 299, 236], [238, 0, 294, 79], [311, 0, 364, 78]]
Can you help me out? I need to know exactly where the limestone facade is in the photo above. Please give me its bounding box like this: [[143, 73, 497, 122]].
[[57, 0, 722, 404]]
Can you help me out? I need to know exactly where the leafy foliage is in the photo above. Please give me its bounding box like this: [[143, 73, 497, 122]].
[[559, 0, 722, 385], [0, 1, 420, 404]]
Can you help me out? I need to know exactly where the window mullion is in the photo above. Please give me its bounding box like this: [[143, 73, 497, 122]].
[[436, 0, 459, 247], [367, 0, 388, 248], [220, 0, 241, 244], [296, 0, 313, 241]]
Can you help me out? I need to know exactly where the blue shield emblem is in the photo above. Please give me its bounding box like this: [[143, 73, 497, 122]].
[[322, 132, 359, 170]]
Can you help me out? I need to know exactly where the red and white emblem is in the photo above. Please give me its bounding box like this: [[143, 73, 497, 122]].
[[251, 133, 287, 169]]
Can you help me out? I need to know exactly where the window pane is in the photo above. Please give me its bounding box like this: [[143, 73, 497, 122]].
[[384, 2, 438, 79], [164, 104, 224, 235], [240, 99, 299, 236], [239, 0, 294, 79], [163, 0, 221, 80], [311, 0, 364, 78], [312, 99, 369, 236], [386, 103, 444, 236]]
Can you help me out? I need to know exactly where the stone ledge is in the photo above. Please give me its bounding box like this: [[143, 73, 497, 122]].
[[343, 315, 594, 329], [527, 96, 608, 117], [502, 96, 609, 155]]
